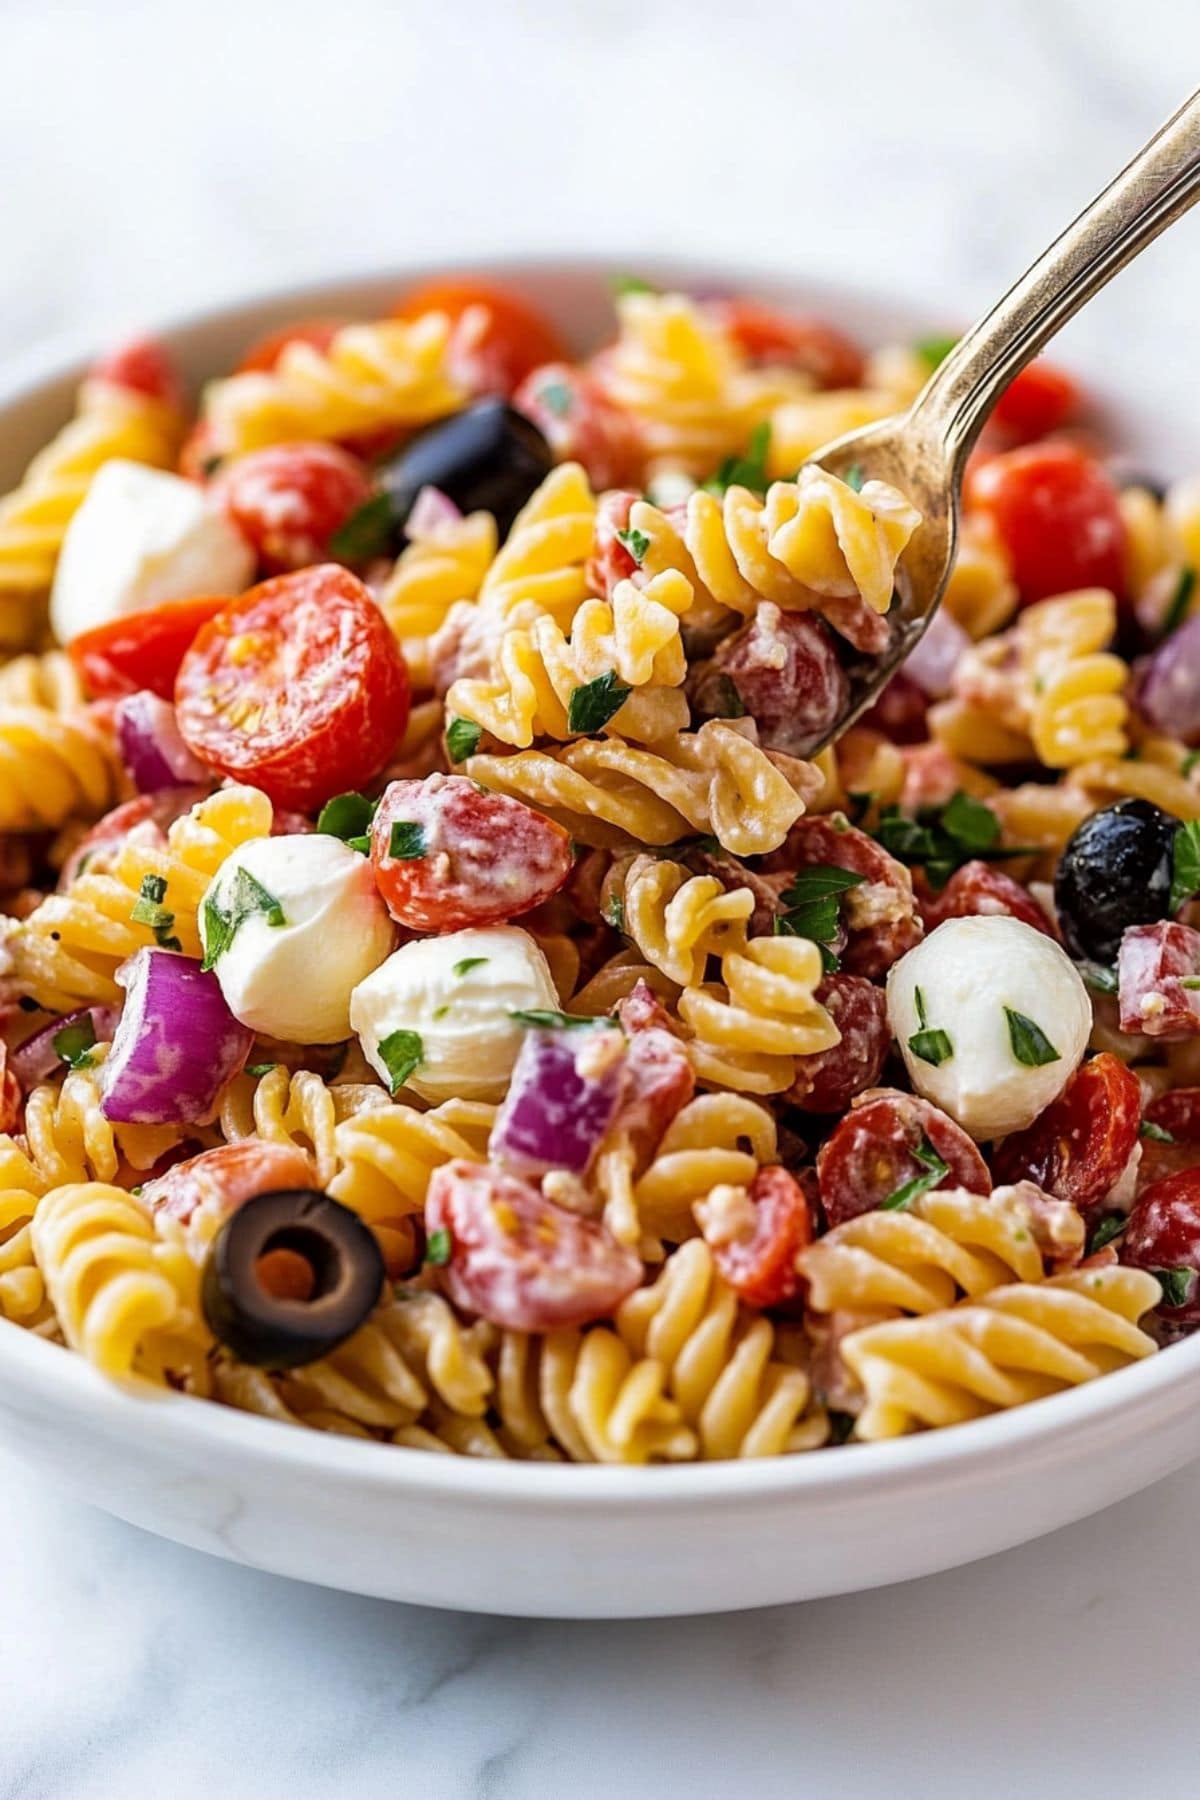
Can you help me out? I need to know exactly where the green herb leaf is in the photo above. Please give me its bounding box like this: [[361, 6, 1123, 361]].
[[388, 820, 427, 860], [1182, 977, 1200, 991], [1170, 820, 1200, 914], [915, 333, 958, 371], [775, 895, 840, 945], [880, 1138, 950, 1211], [1004, 1006, 1060, 1068], [1140, 1119, 1176, 1143], [446, 716, 482, 763], [328, 492, 395, 563], [53, 1015, 97, 1070], [1155, 1266, 1195, 1309], [602, 894, 625, 932], [509, 1008, 600, 1030], [1160, 565, 1196, 639], [131, 874, 181, 950], [567, 669, 633, 735], [1079, 961, 1118, 996], [245, 1063, 277, 1078], [201, 867, 287, 971], [844, 463, 865, 492], [452, 957, 489, 979], [775, 863, 864, 961], [616, 526, 650, 566], [942, 790, 1001, 853], [874, 792, 1013, 891], [424, 1227, 452, 1267], [782, 864, 867, 906], [318, 791, 378, 847], [612, 275, 656, 298], [1088, 1215, 1127, 1255], [140, 874, 168, 906], [703, 422, 771, 498], [537, 379, 573, 418], [377, 1028, 423, 1093], [909, 1026, 954, 1067]]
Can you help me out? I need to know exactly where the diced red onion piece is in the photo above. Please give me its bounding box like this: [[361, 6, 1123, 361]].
[[1130, 615, 1200, 746], [488, 1025, 626, 1178], [903, 606, 971, 698], [406, 484, 463, 538], [10, 1005, 120, 1090], [116, 690, 209, 792], [99, 949, 253, 1125]]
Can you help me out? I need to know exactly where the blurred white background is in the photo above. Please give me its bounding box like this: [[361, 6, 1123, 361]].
[[5, 2, 1200, 1795]]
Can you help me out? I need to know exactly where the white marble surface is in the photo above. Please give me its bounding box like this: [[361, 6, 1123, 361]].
[[5, 0, 1200, 1793]]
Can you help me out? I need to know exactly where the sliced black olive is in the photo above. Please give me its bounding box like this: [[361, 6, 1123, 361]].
[[376, 399, 553, 543], [202, 1188, 384, 1369], [1054, 797, 1178, 963]]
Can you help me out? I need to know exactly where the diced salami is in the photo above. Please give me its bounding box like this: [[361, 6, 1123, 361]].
[[816, 1088, 991, 1228], [1118, 921, 1200, 1039], [1138, 1089, 1200, 1190], [786, 975, 890, 1114], [764, 814, 923, 977], [919, 860, 1055, 936], [425, 1158, 643, 1330], [858, 668, 929, 744], [143, 1140, 317, 1227], [992, 1053, 1141, 1214], [1122, 1167, 1200, 1325], [690, 604, 848, 757]]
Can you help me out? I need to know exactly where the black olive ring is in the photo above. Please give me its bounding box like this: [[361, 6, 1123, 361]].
[[202, 1189, 385, 1369]]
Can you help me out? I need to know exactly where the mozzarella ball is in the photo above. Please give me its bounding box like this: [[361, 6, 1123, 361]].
[[350, 926, 559, 1104], [886, 915, 1092, 1140], [51, 460, 255, 643], [201, 834, 395, 1043]]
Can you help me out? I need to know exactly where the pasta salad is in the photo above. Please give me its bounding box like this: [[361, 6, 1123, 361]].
[[0, 275, 1196, 1461]]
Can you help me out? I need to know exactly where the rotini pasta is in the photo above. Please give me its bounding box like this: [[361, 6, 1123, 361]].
[[378, 508, 497, 689], [679, 934, 840, 1094], [0, 705, 123, 834]]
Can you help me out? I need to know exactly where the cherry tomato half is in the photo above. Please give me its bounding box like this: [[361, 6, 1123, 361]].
[[965, 442, 1127, 605], [68, 593, 232, 699], [709, 1165, 814, 1309], [212, 443, 374, 572], [718, 299, 865, 389], [235, 318, 345, 375], [991, 1053, 1141, 1214], [89, 336, 184, 411], [175, 565, 409, 811], [992, 360, 1080, 442], [1122, 1167, 1200, 1325], [393, 279, 567, 396]]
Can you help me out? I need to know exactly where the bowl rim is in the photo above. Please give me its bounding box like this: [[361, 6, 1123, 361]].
[[3, 252, 1197, 1508]]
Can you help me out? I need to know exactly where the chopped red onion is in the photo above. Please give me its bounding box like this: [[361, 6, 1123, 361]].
[[10, 1005, 120, 1090], [489, 1025, 626, 1179], [99, 949, 253, 1125], [903, 606, 971, 699], [406, 484, 463, 538], [116, 690, 209, 793], [1130, 615, 1200, 746]]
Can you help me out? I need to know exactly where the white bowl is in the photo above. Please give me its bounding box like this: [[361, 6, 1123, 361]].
[[1, 257, 1197, 1619]]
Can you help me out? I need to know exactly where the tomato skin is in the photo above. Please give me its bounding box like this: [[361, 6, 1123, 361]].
[[817, 1090, 991, 1228], [392, 280, 567, 396], [235, 318, 345, 375], [992, 1053, 1141, 1214], [370, 774, 573, 933], [89, 336, 184, 410], [992, 361, 1080, 441], [1121, 1167, 1200, 1324], [709, 1165, 814, 1308], [68, 593, 232, 699], [717, 300, 865, 389], [918, 861, 1055, 937], [175, 565, 410, 812], [965, 442, 1127, 604], [144, 1140, 316, 1227], [212, 443, 374, 573]]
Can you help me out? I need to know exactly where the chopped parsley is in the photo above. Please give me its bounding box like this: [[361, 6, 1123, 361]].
[[908, 984, 953, 1067], [1140, 1119, 1176, 1144], [1004, 1007, 1060, 1068], [873, 790, 1017, 890], [915, 333, 958, 371], [612, 274, 656, 298], [1169, 820, 1200, 914], [130, 874, 181, 951], [452, 957, 489, 979], [567, 670, 633, 735], [245, 1063, 277, 1078], [509, 1008, 599, 1030], [603, 892, 625, 933], [1155, 1267, 1195, 1309], [616, 526, 650, 566], [703, 422, 771, 498], [843, 463, 865, 493], [53, 1015, 97, 1070], [424, 1228, 453, 1267], [376, 1028, 423, 1093], [328, 492, 395, 563], [446, 716, 482, 763], [774, 862, 865, 971], [388, 820, 427, 860], [201, 868, 286, 971], [318, 791, 379, 854], [537, 379, 573, 418], [1079, 961, 1118, 996], [1087, 1215, 1127, 1255], [880, 1138, 950, 1211], [1160, 565, 1196, 639]]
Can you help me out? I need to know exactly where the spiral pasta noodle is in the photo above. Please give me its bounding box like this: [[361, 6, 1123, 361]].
[[378, 509, 497, 689], [620, 855, 755, 987], [0, 705, 122, 835], [598, 1091, 778, 1249], [593, 291, 747, 477], [327, 1098, 496, 1225], [474, 463, 598, 631], [0, 650, 87, 713], [679, 934, 840, 1095]]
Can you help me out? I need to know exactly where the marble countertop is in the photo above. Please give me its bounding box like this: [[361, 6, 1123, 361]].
[[5, 0, 1200, 1793]]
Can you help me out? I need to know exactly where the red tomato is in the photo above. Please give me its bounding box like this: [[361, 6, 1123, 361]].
[[144, 1140, 317, 1226], [1139, 1090, 1200, 1190], [717, 300, 865, 389], [919, 861, 1054, 937], [816, 1090, 991, 1228], [586, 490, 639, 597], [235, 318, 345, 375], [89, 336, 184, 411], [709, 1165, 814, 1309], [212, 443, 375, 573], [514, 362, 642, 490], [1121, 1167, 1200, 1324], [68, 594, 232, 698], [370, 774, 572, 933], [393, 279, 567, 396], [425, 1158, 642, 1330], [992, 360, 1080, 442], [175, 565, 409, 811], [992, 1053, 1141, 1214], [965, 442, 1127, 604]]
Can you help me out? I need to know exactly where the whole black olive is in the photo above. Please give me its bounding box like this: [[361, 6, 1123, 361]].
[[377, 399, 553, 543], [1054, 797, 1178, 963], [202, 1189, 384, 1369]]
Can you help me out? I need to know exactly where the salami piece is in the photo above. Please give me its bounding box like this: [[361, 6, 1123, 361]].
[[786, 976, 890, 1114], [919, 860, 1054, 937], [816, 1088, 991, 1228], [992, 1053, 1141, 1214], [692, 605, 848, 757], [1118, 922, 1200, 1039], [764, 815, 923, 978], [1122, 1167, 1200, 1325]]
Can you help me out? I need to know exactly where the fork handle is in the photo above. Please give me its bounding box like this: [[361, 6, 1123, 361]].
[[911, 86, 1200, 469]]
